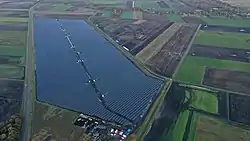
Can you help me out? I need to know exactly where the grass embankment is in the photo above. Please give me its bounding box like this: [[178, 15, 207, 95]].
[[194, 30, 250, 49], [170, 110, 190, 141], [187, 112, 198, 141], [201, 18, 250, 27], [189, 90, 218, 114], [135, 80, 172, 141], [175, 56, 250, 84]]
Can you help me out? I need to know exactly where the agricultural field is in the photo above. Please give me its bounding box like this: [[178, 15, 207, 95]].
[[34, 1, 90, 12], [175, 27, 250, 95], [145, 83, 226, 141], [138, 23, 198, 77], [194, 30, 250, 49], [0, 11, 27, 138], [169, 91, 250, 141], [229, 94, 250, 125], [175, 56, 250, 84], [89, 16, 172, 55], [204, 68, 250, 94], [0, 0, 39, 9], [31, 102, 84, 141], [192, 115, 250, 141], [220, 0, 250, 8], [144, 83, 185, 141], [187, 89, 218, 114]]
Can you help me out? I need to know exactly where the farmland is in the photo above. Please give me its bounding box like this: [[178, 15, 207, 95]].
[[175, 56, 250, 84], [4, 0, 250, 140], [194, 115, 250, 141], [89, 16, 173, 55], [146, 24, 198, 77], [146, 83, 224, 141], [194, 30, 250, 49], [229, 94, 250, 125], [0, 9, 27, 141], [188, 89, 218, 114], [137, 23, 199, 77]]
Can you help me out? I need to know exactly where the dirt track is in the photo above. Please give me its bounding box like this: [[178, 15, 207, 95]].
[[203, 67, 250, 94], [190, 44, 250, 63]]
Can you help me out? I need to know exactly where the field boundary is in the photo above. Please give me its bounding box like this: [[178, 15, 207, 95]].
[[200, 66, 208, 85], [172, 24, 201, 78], [175, 80, 250, 97]]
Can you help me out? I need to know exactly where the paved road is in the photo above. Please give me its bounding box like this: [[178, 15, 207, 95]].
[[21, 6, 35, 141]]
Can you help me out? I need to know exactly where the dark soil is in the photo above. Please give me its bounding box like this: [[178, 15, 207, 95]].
[[203, 67, 250, 94], [0, 24, 27, 31], [0, 97, 21, 122], [0, 80, 23, 100], [217, 92, 228, 118], [0, 10, 28, 18], [229, 93, 250, 125], [0, 56, 22, 65], [200, 25, 250, 33], [190, 44, 250, 63]]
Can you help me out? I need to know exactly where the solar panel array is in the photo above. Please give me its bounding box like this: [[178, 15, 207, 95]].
[[34, 19, 164, 124]]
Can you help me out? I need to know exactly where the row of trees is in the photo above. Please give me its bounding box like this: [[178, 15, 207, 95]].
[[0, 115, 22, 141]]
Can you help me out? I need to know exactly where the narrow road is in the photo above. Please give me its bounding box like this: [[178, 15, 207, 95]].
[[21, 5, 35, 141]]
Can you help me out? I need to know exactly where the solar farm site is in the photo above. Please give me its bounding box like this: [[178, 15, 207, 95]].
[[34, 18, 164, 125], [0, 0, 250, 140]]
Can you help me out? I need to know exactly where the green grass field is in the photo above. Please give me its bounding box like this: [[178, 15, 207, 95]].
[[121, 11, 133, 19], [187, 113, 198, 141], [194, 30, 250, 49], [0, 17, 28, 23], [0, 31, 27, 47], [102, 10, 112, 17], [166, 14, 184, 22], [141, 2, 160, 9], [201, 18, 250, 27], [175, 56, 250, 84], [0, 65, 24, 79], [0, 46, 25, 57], [170, 110, 189, 141], [189, 90, 218, 114], [52, 4, 73, 12]]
